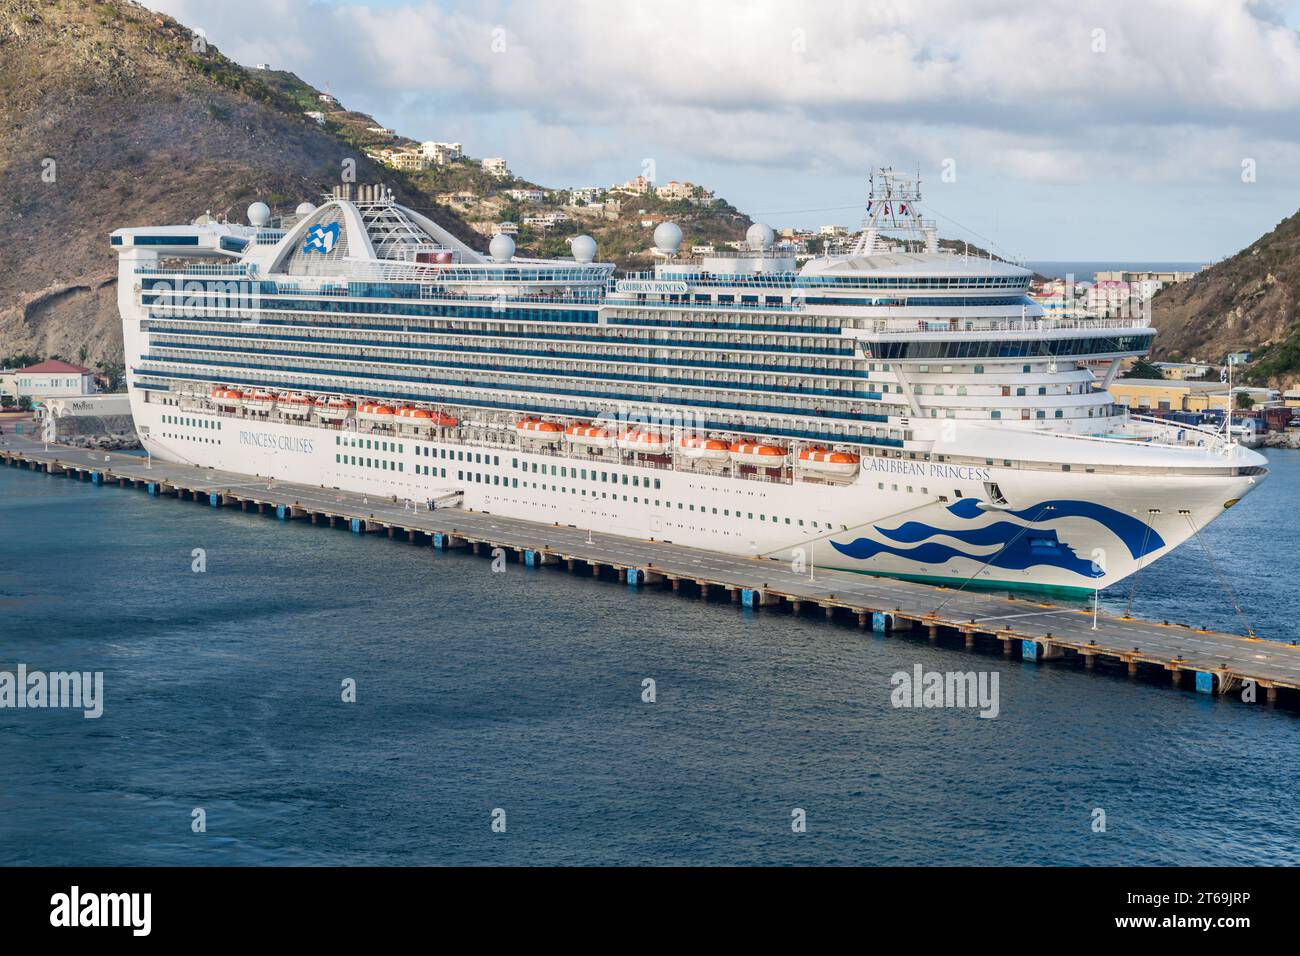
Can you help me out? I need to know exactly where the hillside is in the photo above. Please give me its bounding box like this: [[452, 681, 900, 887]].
[[0, 0, 479, 367], [0, 0, 758, 368], [1150, 209, 1300, 383]]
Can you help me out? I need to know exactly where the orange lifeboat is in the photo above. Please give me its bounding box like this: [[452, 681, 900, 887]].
[[678, 436, 731, 461], [432, 412, 459, 428], [397, 406, 434, 430], [564, 423, 616, 448], [729, 441, 787, 467], [357, 402, 395, 424], [797, 447, 861, 476], [617, 429, 669, 452], [316, 397, 355, 422], [280, 393, 313, 419], [244, 390, 277, 413], [516, 418, 564, 441], [212, 388, 243, 409]]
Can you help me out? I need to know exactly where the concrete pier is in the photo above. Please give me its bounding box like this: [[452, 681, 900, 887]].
[[5, 438, 1299, 712]]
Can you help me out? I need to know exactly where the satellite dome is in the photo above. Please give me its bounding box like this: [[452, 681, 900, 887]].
[[653, 221, 682, 256], [246, 202, 271, 227], [569, 234, 597, 263], [295, 202, 317, 216], [489, 233, 516, 263], [746, 222, 775, 251]]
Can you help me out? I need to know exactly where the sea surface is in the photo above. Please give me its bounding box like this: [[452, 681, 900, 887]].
[[1027, 261, 1208, 281], [1, 451, 1297, 866]]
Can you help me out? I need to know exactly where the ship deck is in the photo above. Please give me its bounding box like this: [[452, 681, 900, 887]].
[[4, 429, 1297, 709]]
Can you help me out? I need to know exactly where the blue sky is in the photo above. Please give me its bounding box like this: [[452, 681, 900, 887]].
[[148, 0, 1300, 261]]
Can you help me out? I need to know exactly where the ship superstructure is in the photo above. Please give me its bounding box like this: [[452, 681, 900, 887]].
[[110, 174, 1267, 594]]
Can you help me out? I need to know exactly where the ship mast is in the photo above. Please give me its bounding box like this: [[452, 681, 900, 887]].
[[852, 167, 939, 256]]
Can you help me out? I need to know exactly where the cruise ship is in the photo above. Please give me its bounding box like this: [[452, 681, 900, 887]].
[[110, 170, 1268, 595]]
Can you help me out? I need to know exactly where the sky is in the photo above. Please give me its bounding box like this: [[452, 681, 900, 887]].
[[144, 0, 1300, 262]]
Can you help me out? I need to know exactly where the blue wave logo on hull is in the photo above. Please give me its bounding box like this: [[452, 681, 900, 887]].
[[829, 498, 1164, 580], [831, 528, 1102, 578], [944, 497, 1164, 559]]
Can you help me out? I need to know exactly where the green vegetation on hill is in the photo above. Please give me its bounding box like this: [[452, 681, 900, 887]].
[[1152, 208, 1300, 385], [1243, 323, 1300, 385]]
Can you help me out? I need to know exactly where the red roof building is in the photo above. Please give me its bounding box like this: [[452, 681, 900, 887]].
[[18, 359, 92, 374]]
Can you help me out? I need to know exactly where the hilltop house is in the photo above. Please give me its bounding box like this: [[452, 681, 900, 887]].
[[420, 141, 463, 164]]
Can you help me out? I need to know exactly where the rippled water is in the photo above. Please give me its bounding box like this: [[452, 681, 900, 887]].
[[1, 452, 1296, 865]]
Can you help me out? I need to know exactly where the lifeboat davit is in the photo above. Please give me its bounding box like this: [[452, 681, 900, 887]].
[[617, 429, 669, 452], [280, 394, 313, 419], [212, 388, 243, 409], [317, 398, 355, 422], [516, 418, 564, 441], [564, 423, 616, 448], [797, 447, 861, 476], [678, 436, 731, 461], [729, 441, 787, 467]]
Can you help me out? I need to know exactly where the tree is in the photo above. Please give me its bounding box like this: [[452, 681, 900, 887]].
[[1122, 358, 1165, 380], [1235, 391, 1255, 409], [96, 361, 125, 392], [17, 396, 32, 411]]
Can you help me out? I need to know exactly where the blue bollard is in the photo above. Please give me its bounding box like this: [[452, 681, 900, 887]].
[[1195, 671, 1216, 695]]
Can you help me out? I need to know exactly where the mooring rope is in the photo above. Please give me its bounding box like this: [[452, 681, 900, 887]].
[[1124, 516, 1155, 618], [1184, 513, 1257, 639]]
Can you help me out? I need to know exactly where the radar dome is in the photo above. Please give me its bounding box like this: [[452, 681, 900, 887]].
[[653, 221, 683, 256], [489, 233, 516, 263], [295, 202, 317, 216], [746, 223, 775, 251], [246, 202, 271, 227], [569, 235, 597, 264]]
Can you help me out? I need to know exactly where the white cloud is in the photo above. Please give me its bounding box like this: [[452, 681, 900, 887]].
[[143, 0, 1300, 257]]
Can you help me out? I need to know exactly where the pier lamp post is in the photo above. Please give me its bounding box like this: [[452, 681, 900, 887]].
[[1092, 587, 1100, 630]]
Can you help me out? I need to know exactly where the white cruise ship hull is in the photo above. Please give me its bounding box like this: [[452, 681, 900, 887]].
[[131, 395, 1259, 595]]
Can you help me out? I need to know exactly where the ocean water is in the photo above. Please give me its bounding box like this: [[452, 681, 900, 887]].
[[0, 452, 1297, 866]]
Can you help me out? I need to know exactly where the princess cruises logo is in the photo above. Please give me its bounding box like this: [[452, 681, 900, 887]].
[[303, 221, 340, 254]]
